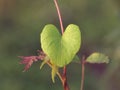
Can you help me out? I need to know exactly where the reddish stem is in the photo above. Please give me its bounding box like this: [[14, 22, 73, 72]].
[[53, 0, 64, 34], [62, 66, 70, 90], [53, 0, 69, 90], [80, 56, 85, 90]]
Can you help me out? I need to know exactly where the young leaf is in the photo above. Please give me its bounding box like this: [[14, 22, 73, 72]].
[[51, 63, 58, 83], [72, 55, 80, 63], [19, 56, 39, 72], [86, 52, 109, 64], [40, 24, 81, 67], [40, 56, 49, 69]]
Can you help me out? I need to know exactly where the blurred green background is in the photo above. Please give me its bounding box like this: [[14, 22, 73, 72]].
[[0, 0, 120, 90]]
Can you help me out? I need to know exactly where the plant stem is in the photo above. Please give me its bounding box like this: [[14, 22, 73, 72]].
[[47, 62, 69, 90], [80, 56, 85, 90], [53, 0, 69, 90], [62, 66, 70, 90], [53, 0, 64, 34], [46, 62, 63, 83]]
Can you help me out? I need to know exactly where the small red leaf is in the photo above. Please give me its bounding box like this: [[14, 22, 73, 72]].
[[19, 50, 46, 72], [19, 56, 38, 72]]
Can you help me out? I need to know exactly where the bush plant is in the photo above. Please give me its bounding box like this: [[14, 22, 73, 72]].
[[19, 0, 109, 90]]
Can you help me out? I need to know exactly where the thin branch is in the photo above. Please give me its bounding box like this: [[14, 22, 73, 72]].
[[62, 66, 70, 90], [53, 0, 64, 34], [80, 56, 86, 90], [53, 1, 69, 90]]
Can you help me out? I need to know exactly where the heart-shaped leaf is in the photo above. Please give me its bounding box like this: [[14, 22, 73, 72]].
[[40, 24, 81, 67], [86, 52, 109, 64]]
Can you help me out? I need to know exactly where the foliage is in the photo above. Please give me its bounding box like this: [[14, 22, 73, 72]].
[[41, 24, 81, 67], [0, 0, 120, 90], [86, 52, 109, 64], [19, 0, 110, 90]]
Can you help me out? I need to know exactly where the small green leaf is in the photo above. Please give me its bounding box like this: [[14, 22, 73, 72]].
[[40, 56, 49, 69], [72, 55, 80, 63], [41, 24, 81, 67], [86, 52, 109, 64], [51, 63, 58, 83]]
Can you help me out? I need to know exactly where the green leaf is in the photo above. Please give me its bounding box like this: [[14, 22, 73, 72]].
[[40, 56, 49, 69], [86, 52, 109, 64], [72, 55, 80, 63], [51, 64, 58, 83], [40, 24, 81, 67]]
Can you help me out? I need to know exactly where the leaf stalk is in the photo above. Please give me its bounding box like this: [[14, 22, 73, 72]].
[[80, 56, 86, 90], [53, 0, 64, 34]]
